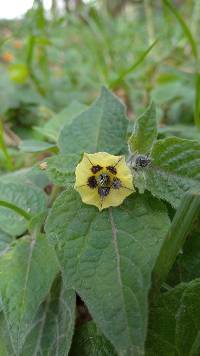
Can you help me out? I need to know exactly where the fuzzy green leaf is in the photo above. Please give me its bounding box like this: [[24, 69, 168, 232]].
[[129, 102, 157, 155], [19, 139, 56, 153], [167, 228, 200, 286], [0, 229, 13, 256], [0, 313, 13, 355], [35, 101, 87, 142], [21, 281, 75, 356], [146, 279, 200, 356], [0, 235, 59, 354], [146, 137, 200, 208], [0, 167, 49, 189], [45, 190, 170, 356], [46, 153, 80, 186], [146, 284, 185, 356], [58, 87, 128, 155], [70, 321, 117, 356], [0, 182, 47, 236]]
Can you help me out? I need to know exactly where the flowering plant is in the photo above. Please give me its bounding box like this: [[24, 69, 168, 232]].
[[0, 87, 200, 356], [75, 152, 134, 210]]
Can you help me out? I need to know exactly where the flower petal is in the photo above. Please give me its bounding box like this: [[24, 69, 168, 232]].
[[86, 152, 122, 168], [74, 152, 135, 211], [101, 185, 134, 210], [75, 185, 101, 209], [74, 153, 92, 187]]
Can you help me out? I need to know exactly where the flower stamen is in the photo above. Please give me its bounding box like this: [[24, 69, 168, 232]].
[[98, 187, 110, 197], [106, 166, 117, 174], [87, 176, 97, 188], [97, 173, 110, 187], [112, 177, 122, 189], [75, 152, 134, 210], [91, 165, 103, 174]]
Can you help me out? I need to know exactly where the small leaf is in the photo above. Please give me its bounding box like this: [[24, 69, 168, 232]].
[[19, 139, 56, 153], [129, 102, 157, 155], [21, 280, 75, 356], [0, 234, 59, 354], [58, 87, 128, 155], [9, 63, 29, 84], [46, 153, 80, 186], [146, 137, 200, 207], [34, 101, 87, 142], [45, 190, 170, 355], [146, 283, 186, 356], [70, 321, 117, 356], [0, 182, 47, 236], [146, 279, 200, 356]]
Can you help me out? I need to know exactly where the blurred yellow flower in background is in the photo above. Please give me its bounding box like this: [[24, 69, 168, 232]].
[[75, 152, 134, 211], [2, 51, 14, 63]]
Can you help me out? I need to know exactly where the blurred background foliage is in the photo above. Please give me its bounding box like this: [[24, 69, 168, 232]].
[[0, 0, 200, 173]]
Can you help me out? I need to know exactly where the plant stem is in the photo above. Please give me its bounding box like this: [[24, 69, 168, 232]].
[[0, 120, 13, 171], [152, 192, 200, 291], [0, 200, 31, 220]]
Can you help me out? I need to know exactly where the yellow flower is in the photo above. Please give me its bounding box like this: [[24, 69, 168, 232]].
[[75, 152, 134, 211], [2, 52, 14, 63]]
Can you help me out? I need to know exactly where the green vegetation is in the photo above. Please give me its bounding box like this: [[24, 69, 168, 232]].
[[0, 1, 200, 355]]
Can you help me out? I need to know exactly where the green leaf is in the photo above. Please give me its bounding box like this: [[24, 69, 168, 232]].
[[21, 280, 75, 356], [146, 279, 200, 356], [0, 121, 13, 171], [162, 0, 198, 59], [152, 193, 200, 290], [0, 313, 13, 355], [0, 167, 49, 190], [146, 137, 200, 208], [70, 321, 117, 356], [8, 63, 29, 84], [167, 227, 200, 286], [19, 139, 57, 153], [0, 182, 47, 236], [0, 234, 59, 354], [146, 283, 186, 356], [110, 40, 158, 89], [195, 73, 200, 128], [58, 87, 128, 155], [0, 230, 13, 256], [129, 102, 157, 155], [175, 279, 200, 356], [45, 190, 170, 355], [35, 101, 87, 142], [45, 153, 80, 186], [158, 125, 200, 141]]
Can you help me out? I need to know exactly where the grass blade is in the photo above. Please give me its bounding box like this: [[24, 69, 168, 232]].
[[162, 0, 198, 59], [110, 39, 158, 89], [162, 0, 200, 128], [195, 73, 200, 128]]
